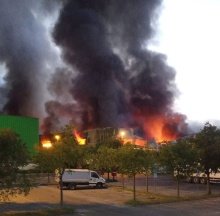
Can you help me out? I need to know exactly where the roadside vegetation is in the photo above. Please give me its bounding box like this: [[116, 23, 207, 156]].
[[125, 191, 220, 206], [1, 122, 220, 206], [0, 129, 33, 201]]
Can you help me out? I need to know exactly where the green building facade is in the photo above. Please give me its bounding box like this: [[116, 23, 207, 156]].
[[0, 115, 39, 154]]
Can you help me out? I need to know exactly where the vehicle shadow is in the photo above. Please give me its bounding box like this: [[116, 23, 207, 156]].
[[62, 185, 108, 190]]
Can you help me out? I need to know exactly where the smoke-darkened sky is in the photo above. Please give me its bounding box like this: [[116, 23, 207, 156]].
[[0, 0, 190, 139]]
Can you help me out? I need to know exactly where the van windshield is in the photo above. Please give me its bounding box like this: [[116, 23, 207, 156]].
[[91, 172, 99, 178]]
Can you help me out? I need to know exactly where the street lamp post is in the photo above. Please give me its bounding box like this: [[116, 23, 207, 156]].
[[54, 134, 65, 206]]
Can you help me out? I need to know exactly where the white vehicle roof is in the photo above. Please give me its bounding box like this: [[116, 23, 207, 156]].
[[64, 169, 99, 173]]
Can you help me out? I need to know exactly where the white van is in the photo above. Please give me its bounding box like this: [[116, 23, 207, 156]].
[[55, 169, 106, 189]]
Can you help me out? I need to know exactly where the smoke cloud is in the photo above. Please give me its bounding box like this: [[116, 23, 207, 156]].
[[0, 0, 60, 119], [0, 0, 189, 139], [51, 0, 188, 139]]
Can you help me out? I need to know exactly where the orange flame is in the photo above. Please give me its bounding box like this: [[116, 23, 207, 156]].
[[41, 140, 52, 148], [143, 115, 184, 143], [117, 129, 146, 147], [144, 119, 172, 142], [74, 130, 86, 145]]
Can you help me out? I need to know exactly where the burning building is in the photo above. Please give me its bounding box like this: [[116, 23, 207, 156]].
[[85, 127, 118, 146], [118, 128, 147, 148], [85, 127, 147, 148]]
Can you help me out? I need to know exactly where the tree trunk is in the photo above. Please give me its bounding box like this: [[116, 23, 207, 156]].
[[207, 172, 211, 195], [177, 170, 180, 197], [121, 174, 125, 190], [47, 172, 50, 184], [112, 172, 116, 181], [146, 173, 149, 192], [59, 175, 64, 206], [133, 174, 136, 201]]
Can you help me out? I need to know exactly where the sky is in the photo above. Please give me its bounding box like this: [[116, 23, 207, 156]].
[[149, 0, 220, 125]]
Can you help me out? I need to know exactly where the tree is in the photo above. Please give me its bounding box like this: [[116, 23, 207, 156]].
[[36, 125, 79, 206], [34, 147, 56, 183], [96, 137, 123, 149], [92, 137, 122, 180], [159, 139, 198, 197], [142, 150, 154, 192], [117, 145, 149, 201], [193, 123, 220, 195], [89, 146, 118, 180], [0, 129, 31, 201]]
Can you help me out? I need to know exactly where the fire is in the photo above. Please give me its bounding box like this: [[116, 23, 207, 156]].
[[143, 114, 185, 143], [117, 128, 146, 147], [41, 140, 52, 148], [73, 130, 86, 145], [144, 119, 174, 142]]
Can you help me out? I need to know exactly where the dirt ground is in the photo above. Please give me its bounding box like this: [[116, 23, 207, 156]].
[[1, 178, 220, 216], [3, 174, 220, 208], [6, 182, 220, 207]]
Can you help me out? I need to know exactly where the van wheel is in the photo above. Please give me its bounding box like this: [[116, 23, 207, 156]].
[[200, 178, 207, 184], [67, 183, 76, 190], [96, 182, 103, 189], [193, 177, 200, 184]]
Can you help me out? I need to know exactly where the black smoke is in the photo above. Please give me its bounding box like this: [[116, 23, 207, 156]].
[[0, 0, 189, 137], [50, 0, 188, 137], [52, 0, 130, 130]]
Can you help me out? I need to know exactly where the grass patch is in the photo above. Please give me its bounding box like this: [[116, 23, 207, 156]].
[[125, 191, 220, 206], [125, 200, 147, 206], [125, 193, 182, 206], [1, 207, 74, 216]]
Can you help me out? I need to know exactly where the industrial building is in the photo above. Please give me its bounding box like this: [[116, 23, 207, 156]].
[[85, 127, 118, 145], [0, 115, 39, 154], [85, 127, 147, 148]]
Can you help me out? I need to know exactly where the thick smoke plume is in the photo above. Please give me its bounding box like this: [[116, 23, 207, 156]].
[[0, 0, 189, 140], [50, 0, 188, 140]]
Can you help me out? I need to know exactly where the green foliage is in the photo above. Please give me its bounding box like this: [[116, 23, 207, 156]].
[[89, 137, 123, 175], [0, 129, 32, 201], [35, 125, 81, 206], [159, 139, 198, 175], [117, 145, 151, 176], [192, 123, 220, 195], [193, 122, 220, 173], [89, 146, 118, 174], [159, 139, 198, 197], [36, 125, 79, 173], [96, 137, 123, 149], [142, 150, 155, 174], [34, 148, 56, 173], [117, 145, 154, 200]]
